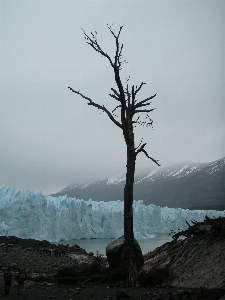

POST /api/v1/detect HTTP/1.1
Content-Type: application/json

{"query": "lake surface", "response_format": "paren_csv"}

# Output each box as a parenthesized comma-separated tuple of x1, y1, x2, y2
(58, 234, 172, 255)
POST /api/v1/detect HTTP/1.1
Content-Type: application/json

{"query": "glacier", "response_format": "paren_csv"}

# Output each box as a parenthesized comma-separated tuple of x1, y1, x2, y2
(0, 185, 224, 242)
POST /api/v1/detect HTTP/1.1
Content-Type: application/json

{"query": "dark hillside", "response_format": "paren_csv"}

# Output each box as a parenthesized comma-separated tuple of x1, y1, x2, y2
(51, 157, 225, 209)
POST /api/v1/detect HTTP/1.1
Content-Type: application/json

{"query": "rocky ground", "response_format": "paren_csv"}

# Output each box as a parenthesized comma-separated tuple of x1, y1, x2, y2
(142, 216, 225, 290)
(0, 216, 225, 299)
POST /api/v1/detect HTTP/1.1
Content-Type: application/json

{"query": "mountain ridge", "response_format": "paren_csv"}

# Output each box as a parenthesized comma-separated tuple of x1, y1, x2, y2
(51, 157, 225, 209)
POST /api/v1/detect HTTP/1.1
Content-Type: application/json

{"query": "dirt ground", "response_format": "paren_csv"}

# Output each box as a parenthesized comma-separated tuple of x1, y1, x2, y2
(1, 281, 225, 300)
(0, 236, 225, 300)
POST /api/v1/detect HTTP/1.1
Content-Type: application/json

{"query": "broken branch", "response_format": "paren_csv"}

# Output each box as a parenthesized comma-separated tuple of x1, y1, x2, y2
(68, 87, 122, 129)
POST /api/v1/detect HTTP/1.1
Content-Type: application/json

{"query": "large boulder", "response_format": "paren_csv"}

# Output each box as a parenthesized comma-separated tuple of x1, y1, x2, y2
(106, 236, 144, 271)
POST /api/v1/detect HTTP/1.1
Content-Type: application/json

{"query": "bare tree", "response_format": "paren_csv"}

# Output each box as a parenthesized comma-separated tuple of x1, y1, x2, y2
(68, 25, 160, 285)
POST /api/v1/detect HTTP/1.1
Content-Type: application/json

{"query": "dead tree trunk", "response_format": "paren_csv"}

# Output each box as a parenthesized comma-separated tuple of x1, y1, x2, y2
(124, 144, 136, 244)
(123, 138, 137, 285)
(68, 24, 160, 286)
(121, 105, 138, 285)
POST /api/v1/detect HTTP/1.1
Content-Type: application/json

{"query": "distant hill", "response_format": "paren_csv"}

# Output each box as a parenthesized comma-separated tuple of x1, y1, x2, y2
(51, 157, 225, 209)
(188, 205, 225, 211)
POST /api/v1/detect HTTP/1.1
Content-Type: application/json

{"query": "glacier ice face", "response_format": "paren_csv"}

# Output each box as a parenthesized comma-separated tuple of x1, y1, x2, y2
(0, 185, 224, 242)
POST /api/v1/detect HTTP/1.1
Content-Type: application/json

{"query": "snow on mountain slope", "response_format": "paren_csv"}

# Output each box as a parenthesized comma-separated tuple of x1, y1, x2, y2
(51, 157, 225, 208)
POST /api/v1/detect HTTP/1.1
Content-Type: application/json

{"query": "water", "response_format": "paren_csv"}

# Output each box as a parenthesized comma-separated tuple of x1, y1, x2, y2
(58, 234, 172, 256)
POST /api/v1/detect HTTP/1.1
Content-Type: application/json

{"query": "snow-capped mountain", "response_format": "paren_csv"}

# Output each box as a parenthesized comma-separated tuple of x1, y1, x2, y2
(51, 157, 225, 209)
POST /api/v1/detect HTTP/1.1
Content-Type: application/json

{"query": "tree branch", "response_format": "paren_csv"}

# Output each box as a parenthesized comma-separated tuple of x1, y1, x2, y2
(112, 104, 122, 114)
(82, 29, 114, 67)
(135, 143, 160, 166)
(108, 24, 126, 70)
(134, 94, 157, 110)
(111, 88, 120, 98)
(68, 87, 122, 129)
(134, 82, 146, 96)
(81, 26, 127, 131)
(109, 88, 120, 101)
(109, 93, 120, 101)
(125, 84, 131, 107)
(131, 85, 135, 108)
(134, 108, 155, 114)
(106, 25, 127, 124)
(135, 138, 144, 151)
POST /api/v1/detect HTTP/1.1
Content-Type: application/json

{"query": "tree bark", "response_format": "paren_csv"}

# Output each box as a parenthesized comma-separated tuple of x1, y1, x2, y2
(123, 119, 138, 286)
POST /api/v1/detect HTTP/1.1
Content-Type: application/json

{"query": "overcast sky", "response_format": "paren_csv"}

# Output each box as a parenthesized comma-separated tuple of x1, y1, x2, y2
(0, 0, 224, 195)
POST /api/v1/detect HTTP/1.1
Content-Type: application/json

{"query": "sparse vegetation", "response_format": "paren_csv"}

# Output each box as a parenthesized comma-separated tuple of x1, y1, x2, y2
(89, 251, 105, 274)
(138, 267, 170, 286)
(57, 251, 107, 284)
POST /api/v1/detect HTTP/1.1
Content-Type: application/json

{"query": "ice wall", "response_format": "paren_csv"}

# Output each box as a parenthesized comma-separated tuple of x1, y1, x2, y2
(0, 185, 224, 242)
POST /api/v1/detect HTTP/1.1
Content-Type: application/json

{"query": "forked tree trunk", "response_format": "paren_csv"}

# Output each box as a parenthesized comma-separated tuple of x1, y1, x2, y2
(123, 126, 138, 286)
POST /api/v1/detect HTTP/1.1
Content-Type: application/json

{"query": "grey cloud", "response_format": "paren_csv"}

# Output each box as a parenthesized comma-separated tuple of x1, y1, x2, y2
(0, 0, 224, 194)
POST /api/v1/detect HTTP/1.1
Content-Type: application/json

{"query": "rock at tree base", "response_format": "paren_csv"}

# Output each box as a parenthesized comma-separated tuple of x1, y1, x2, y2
(106, 236, 144, 271)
